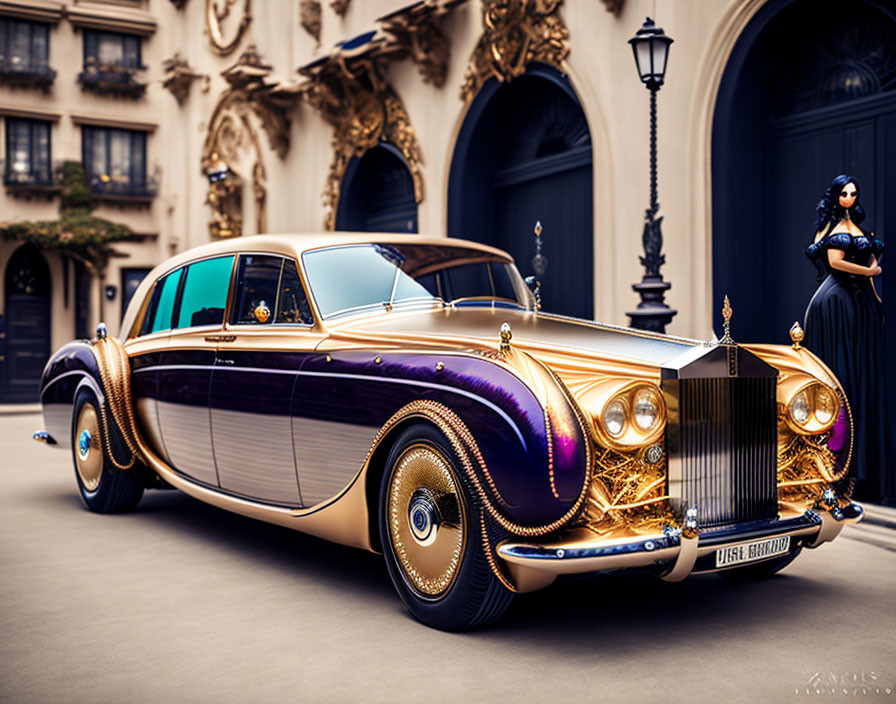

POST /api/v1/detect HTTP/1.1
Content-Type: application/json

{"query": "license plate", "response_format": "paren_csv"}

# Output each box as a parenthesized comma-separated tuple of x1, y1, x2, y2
(715, 536, 791, 568)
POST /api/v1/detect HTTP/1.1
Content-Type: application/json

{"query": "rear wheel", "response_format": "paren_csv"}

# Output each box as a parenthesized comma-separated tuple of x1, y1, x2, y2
(72, 387, 144, 513)
(378, 423, 513, 631)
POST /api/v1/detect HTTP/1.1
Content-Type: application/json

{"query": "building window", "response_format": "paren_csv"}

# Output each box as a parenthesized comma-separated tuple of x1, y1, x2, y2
(0, 19, 55, 88)
(78, 30, 145, 97)
(82, 126, 149, 196)
(3, 118, 51, 185)
(83, 30, 141, 69)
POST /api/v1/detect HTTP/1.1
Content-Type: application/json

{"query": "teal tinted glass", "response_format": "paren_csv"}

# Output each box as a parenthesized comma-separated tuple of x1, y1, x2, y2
(175, 256, 234, 329)
(148, 268, 183, 333)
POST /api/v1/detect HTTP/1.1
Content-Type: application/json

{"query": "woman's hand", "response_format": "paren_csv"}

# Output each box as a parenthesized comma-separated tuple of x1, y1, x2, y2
(828, 249, 882, 277)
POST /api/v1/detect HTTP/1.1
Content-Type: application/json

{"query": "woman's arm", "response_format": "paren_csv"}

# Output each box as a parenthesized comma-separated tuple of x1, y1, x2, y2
(828, 249, 882, 276)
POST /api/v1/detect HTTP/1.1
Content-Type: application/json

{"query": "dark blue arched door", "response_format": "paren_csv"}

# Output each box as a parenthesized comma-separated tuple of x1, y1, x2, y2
(712, 0, 896, 502)
(448, 66, 593, 320)
(335, 144, 418, 233)
(712, 0, 896, 343)
(3, 243, 51, 402)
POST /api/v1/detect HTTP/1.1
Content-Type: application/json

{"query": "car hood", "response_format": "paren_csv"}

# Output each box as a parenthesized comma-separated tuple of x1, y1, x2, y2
(326, 306, 703, 383)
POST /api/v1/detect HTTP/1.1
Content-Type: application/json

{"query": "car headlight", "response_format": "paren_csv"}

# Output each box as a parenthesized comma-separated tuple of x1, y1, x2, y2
(633, 388, 660, 431)
(603, 399, 626, 437)
(790, 391, 810, 425)
(815, 386, 836, 425)
(785, 381, 840, 434)
(594, 383, 665, 448)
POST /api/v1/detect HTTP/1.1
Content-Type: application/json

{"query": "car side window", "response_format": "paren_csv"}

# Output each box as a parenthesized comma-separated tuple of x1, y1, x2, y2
(276, 259, 313, 325)
(174, 256, 234, 329)
(142, 267, 183, 334)
(232, 255, 282, 325)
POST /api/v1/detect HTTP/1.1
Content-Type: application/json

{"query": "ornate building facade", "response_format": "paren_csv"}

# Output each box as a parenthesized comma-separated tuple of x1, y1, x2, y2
(2, 0, 895, 502)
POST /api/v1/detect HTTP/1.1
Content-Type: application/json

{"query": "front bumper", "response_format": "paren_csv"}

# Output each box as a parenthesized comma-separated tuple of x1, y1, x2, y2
(497, 502, 864, 592)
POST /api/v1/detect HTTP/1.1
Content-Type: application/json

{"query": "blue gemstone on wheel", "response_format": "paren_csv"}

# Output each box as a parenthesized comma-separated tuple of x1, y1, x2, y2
(79, 429, 91, 457)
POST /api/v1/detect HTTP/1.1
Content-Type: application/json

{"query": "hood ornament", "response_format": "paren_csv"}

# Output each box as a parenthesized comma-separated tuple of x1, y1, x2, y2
(499, 322, 512, 352)
(789, 321, 804, 350)
(719, 295, 734, 345)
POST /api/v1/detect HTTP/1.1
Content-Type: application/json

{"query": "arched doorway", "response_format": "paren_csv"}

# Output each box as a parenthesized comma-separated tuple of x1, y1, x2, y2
(335, 144, 418, 233)
(448, 65, 593, 320)
(712, 0, 896, 502)
(3, 243, 51, 402)
(712, 0, 896, 342)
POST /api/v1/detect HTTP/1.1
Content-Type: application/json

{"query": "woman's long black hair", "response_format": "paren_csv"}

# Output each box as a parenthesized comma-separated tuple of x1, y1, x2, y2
(807, 174, 867, 280)
(815, 174, 866, 234)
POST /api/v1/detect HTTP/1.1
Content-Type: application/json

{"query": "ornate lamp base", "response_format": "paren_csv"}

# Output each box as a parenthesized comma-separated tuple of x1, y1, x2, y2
(627, 277, 677, 333)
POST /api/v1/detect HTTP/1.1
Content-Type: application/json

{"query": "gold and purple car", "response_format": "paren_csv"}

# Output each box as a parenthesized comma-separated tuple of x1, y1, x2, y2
(34, 233, 862, 630)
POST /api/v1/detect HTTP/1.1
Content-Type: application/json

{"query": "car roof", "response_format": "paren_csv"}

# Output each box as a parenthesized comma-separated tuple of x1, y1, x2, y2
(120, 233, 514, 338)
(155, 233, 513, 273)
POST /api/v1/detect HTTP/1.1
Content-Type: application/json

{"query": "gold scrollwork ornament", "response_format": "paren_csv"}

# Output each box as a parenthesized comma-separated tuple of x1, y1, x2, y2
(206, 0, 252, 56)
(461, 0, 570, 102)
(301, 58, 423, 230)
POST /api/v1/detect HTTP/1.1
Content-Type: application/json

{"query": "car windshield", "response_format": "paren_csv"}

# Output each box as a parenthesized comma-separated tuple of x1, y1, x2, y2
(303, 243, 533, 319)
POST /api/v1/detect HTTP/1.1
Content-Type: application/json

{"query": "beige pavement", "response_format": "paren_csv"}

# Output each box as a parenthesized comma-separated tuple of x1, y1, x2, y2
(1, 412, 894, 703)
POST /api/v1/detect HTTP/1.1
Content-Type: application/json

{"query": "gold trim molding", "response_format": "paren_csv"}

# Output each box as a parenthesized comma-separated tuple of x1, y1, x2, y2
(206, 0, 252, 56)
(460, 0, 570, 102)
(300, 55, 424, 231)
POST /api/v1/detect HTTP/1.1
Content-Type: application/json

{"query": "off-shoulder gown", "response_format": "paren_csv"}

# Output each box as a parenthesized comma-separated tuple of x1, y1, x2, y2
(805, 232, 893, 499)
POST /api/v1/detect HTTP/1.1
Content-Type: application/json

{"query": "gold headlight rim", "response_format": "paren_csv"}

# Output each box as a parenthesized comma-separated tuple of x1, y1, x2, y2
(784, 380, 840, 435)
(593, 381, 666, 450)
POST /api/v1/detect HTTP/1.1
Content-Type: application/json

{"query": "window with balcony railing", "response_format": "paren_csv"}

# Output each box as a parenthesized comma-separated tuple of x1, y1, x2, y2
(78, 30, 146, 97)
(3, 118, 52, 186)
(82, 126, 154, 199)
(0, 19, 56, 89)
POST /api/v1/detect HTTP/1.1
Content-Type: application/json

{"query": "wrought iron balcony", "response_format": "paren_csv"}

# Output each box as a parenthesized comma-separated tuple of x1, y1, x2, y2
(77, 61, 147, 98)
(2, 160, 62, 198)
(0, 58, 56, 90)
(88, 173, 158, 205)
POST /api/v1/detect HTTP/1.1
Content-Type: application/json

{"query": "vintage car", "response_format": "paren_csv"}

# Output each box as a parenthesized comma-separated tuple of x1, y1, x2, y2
(34, 233, 862, 630)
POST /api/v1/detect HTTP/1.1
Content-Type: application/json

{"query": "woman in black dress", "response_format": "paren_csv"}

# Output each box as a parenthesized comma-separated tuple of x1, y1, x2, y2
(804, 174, 892, 499)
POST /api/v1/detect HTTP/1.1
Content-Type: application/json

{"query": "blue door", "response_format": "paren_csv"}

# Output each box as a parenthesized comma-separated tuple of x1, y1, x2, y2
(449, 66, 593, 320)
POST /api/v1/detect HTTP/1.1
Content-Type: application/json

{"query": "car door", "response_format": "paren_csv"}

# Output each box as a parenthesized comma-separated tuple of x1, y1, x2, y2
(209, 254, 320, 505)
(155, 255, 235, 487)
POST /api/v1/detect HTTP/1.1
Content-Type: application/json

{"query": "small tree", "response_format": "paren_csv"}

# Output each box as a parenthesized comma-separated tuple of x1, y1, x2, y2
(1, 161, 136, 277)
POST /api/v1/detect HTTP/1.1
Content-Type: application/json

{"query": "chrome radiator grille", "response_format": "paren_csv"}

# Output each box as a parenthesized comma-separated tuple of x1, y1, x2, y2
(675, 377, 778, 527)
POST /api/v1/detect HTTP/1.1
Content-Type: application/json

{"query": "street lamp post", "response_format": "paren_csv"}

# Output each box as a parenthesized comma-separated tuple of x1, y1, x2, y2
(626, 17, 677, 334)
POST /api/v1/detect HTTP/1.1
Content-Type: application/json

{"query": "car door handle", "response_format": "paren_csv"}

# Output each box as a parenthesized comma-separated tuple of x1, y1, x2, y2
(216, 358, 235, 365)
(205, 334, 236, 342)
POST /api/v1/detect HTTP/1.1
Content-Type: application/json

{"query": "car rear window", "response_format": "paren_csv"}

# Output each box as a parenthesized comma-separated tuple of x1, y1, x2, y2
(143, 267, 183, 334)
(175, 256, 234, 329)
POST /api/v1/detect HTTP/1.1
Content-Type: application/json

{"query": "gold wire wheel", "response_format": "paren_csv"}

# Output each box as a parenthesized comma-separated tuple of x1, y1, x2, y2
(387, 444, 466, 599)
(75, 403, 103, 492)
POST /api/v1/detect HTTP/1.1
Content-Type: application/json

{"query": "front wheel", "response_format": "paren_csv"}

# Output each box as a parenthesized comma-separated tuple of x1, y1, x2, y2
(72, 387, 144, 513)
(378, 423, 513, 631)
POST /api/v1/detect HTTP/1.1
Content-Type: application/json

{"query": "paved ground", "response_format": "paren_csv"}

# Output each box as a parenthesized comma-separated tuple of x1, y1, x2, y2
(1, 411, 894, 703)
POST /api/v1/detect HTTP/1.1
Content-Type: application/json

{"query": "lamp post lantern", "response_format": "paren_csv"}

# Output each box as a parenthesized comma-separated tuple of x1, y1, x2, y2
(626, 17, 677, 333)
